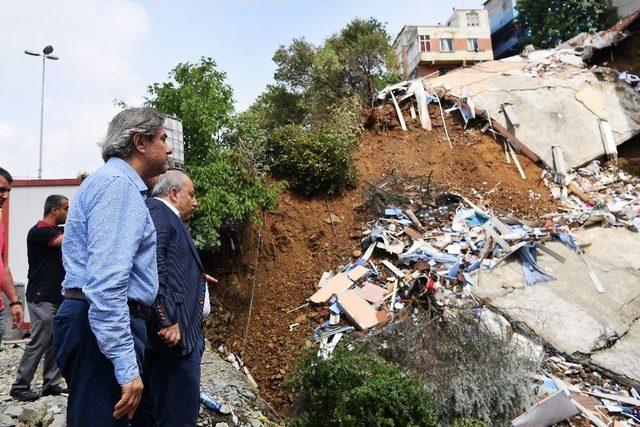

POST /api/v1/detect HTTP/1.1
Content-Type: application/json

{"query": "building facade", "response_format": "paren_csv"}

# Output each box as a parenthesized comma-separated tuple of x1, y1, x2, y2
(164, 115, 185, 169)
(394, 9, 494, 79)
(484, 0, 522, 59)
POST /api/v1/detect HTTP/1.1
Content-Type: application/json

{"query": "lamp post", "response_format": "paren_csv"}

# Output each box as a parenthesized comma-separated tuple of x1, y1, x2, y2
(24, 45, 59, 179)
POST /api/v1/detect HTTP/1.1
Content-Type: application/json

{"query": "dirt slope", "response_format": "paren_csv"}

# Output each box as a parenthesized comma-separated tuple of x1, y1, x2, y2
(209, 111, 557, 411)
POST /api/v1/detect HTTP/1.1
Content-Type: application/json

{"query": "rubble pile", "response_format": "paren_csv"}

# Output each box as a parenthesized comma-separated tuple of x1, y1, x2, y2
(0, 341, 272, 427)
(306, 172, 585, 347)
(544, 160, 640, 231)
(515, 356, 640, 425)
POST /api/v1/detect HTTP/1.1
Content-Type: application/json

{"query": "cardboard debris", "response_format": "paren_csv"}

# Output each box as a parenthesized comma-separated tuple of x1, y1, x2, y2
(360, 283, 388, 303)
(347, 265, 370, 281)
(337, 290, 378, 330)
(309, 274, 352, 304)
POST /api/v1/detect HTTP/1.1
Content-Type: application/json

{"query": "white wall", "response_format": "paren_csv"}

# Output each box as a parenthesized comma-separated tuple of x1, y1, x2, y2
(8, 184, 79, 286)
(485, 0, 516, 33)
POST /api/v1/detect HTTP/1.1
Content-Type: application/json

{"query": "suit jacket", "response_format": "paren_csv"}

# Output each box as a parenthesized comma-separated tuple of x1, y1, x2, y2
(145, 197, 206, 355)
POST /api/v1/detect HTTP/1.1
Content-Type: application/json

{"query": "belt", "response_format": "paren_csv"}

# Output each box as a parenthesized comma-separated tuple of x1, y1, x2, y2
(64, 288, 151, 321)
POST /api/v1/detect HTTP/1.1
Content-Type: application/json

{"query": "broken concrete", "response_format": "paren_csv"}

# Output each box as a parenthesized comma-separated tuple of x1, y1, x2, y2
(474, 227, 640, 383)
(428, 64, 640, 169)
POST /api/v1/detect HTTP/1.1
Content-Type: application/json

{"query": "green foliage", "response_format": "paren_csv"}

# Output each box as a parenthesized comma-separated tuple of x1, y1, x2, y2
(516, 0, 616, 48)
(373, 72, 404, 91)
(186, 152, 279, 249)
(146, 57, 279, 250)
(247, 18, 395, 197)
(146, 57, 234, 166)
(452, 418, 488, 427)
(269, 100, 362, 195)
(288, 343, 438, 427)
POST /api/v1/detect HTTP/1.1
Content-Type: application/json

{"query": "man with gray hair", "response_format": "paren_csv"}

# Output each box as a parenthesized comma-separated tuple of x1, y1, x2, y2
(132, 169, 216, 426)
(52, 107, 172, 426)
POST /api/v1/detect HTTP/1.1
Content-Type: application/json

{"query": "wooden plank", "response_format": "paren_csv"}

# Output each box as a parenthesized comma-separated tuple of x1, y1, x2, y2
(337, 290, 379, 330)
(507, 142, 527, 180)
(579, 254, 605, 293)
(403, 226, 424, 240)
(348, 265, 370, 281)
(492, 120, 540, 164)
(404, 209, 423, 228)
(390, 91, 407, 131)
(381, 260, 405, 277)
(309, 274, 353, 304)
(538, 244, 567, 263)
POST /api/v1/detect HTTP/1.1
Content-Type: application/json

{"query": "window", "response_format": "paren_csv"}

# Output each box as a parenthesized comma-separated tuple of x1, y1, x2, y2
(440, 38, 454, 52)
(466, 12, 480, 27)
(419, 35, 431, 52)
(467, 38, 479, 51)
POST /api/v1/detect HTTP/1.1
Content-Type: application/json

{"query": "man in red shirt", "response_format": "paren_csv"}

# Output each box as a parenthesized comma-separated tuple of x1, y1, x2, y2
(0, 167, 25, 345)
(11, 194, 69, 401)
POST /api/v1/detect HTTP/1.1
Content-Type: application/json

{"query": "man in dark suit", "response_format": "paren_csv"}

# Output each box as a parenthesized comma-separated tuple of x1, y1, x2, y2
(133, 169, 216, 426)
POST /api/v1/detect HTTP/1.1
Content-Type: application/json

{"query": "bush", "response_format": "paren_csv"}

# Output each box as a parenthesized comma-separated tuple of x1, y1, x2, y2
(365, 311, 535, 425)
(187, 149, 280, 250)
(269, 100, 362, 195)
(287, 343, 438, 427)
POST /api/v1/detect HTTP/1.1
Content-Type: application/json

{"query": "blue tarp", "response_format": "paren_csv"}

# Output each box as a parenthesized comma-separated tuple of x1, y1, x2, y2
(552, 231, 580, 253)
(518, 242, 555, 286)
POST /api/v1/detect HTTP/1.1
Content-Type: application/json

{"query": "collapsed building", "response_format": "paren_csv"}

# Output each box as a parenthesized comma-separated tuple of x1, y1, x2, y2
(306, 11, 640, 426)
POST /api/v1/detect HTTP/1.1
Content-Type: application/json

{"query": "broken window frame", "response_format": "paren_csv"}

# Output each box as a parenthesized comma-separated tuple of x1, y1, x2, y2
(466, 12, 480, 27)
(419, 35, 431, 52)
(467, 37, 479, 51)
(440, 38, 454, 52)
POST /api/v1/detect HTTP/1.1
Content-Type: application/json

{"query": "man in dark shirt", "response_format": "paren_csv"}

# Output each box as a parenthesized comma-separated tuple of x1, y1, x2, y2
(10, 195, 69, 401)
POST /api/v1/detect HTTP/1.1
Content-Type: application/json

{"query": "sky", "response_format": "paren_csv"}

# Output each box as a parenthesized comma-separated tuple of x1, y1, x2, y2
(0, 0, 484, 179)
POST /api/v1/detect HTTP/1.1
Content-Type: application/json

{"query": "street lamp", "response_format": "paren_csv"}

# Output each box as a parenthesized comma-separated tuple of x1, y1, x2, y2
(24, 45, 59, 179)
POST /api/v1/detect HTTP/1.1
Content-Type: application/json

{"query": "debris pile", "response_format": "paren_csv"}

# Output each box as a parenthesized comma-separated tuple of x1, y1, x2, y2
(306, 172, 589, 350)
(515, 356, 640, 425)
(544, 160, 640, 231)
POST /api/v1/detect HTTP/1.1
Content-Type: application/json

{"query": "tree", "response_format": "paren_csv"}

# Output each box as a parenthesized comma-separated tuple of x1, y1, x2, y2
(516, 0, 616, 49)
(268, 17, 396, 116)
(147, 57, 234, 166)
(247, 18, 396, 196)
(146, 57, 278, 250)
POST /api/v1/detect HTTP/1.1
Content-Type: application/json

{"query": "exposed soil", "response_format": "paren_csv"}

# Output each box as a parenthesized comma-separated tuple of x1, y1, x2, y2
(207, 108, 558, 412)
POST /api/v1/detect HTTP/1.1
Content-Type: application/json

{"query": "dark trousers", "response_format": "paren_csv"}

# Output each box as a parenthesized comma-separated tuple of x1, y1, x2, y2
(132, 343, 203, 427)
(52, 299, 146, 427)
(12, 301, 62, 392)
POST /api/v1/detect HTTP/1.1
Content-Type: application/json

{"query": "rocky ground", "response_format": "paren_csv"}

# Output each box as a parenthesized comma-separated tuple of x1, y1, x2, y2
(0, 340, 274, 427)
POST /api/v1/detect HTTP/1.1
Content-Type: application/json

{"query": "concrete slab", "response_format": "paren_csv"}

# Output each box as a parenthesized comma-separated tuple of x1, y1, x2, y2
(591, 319, 640, 382)
(473, 227, 640, 383)
(429, 61, 640, 169)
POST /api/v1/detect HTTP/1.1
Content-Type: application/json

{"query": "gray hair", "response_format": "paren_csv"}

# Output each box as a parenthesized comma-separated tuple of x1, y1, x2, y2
(100, 107, 165, 162)
(151, 169, 188, 198)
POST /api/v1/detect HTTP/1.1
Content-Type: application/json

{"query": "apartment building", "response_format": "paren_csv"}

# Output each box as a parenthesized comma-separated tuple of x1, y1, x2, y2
(393, 9, 494, 79)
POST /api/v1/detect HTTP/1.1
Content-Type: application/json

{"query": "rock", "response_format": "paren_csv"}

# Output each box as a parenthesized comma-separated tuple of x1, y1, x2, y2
(49, 414, 65, 427)
(19, 401, 43, 425)
(0, 413, 16, 427)
(41, 411, 55, 427)
(214, 423, 229, 427)
(2, 406, 21, 419)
